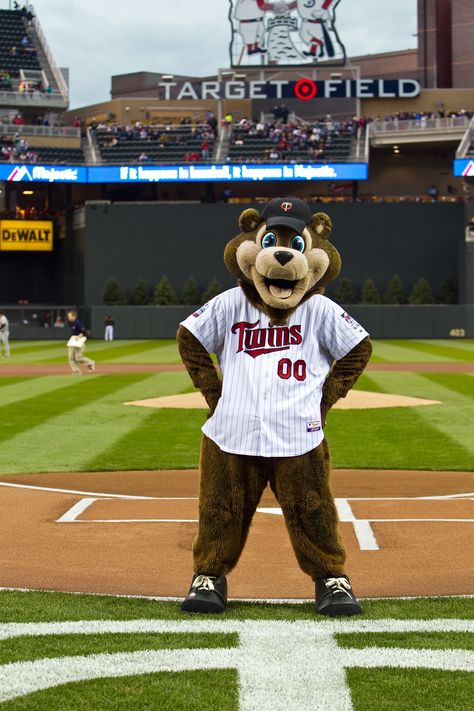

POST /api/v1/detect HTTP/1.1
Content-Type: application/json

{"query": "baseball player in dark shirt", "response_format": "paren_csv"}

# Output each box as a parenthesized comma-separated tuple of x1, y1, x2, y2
(66, 309, 95, 374)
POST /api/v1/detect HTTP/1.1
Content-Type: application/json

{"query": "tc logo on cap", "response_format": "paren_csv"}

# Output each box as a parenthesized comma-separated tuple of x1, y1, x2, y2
(281, 202, 293, 212)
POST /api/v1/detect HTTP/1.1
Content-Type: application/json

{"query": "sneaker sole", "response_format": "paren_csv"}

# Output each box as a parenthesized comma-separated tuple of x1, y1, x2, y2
(317, 602, 362, 616)
(181, 598, 226, 614)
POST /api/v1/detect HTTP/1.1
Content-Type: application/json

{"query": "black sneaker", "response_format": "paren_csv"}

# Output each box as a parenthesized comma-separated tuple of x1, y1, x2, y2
(181, 574, 227, 614)
(315, 575, 362, 616)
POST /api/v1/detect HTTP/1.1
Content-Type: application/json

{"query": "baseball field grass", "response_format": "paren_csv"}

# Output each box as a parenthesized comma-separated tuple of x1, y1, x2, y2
(0, 338, 473, 709)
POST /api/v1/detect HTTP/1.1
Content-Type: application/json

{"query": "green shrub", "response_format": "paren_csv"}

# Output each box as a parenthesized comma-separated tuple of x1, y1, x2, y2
(181, 275, 200, 305)
(131, 278, 151, 305)
(201, 279, 222, 302)
(436, 274, 458, 304)
(153, 276, 177, 305)
(361, 278, 381, 304)
(102, 277, 126, 305)
(384, 274, 407, 304)
(334, 277, 358, 305)
(408, 277, 434, 304)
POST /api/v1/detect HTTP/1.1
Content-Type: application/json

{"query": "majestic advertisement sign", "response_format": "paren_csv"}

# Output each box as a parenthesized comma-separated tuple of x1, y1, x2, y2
(0, 220, 53, 251)
(0, 164, 87, 183)
(453, 159, 474, 177)
(157, 78, 421, 101)
(229, 0, 346, 66)
(88, 162, 368, 183)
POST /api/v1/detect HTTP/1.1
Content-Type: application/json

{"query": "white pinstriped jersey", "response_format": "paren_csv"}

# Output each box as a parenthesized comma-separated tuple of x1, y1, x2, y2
(180, 287, 368, 457)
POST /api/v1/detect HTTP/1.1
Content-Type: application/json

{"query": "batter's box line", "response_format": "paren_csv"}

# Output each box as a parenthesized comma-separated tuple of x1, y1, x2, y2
(56, 497, 199, 524)
(334, 497, 474, 552)
(56, 497, 474, 554)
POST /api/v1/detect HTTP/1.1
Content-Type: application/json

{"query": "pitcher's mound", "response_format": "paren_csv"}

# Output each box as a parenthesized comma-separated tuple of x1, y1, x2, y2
(124, 391, 441, 410)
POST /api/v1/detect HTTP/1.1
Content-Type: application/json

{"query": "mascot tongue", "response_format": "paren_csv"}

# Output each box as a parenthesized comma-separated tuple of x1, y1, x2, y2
(269, 283, 293, 299)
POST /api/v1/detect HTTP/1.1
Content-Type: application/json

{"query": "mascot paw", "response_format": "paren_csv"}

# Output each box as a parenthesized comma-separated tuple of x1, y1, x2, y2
(181, 574, 228, 614)
(315, 575, 362, 616)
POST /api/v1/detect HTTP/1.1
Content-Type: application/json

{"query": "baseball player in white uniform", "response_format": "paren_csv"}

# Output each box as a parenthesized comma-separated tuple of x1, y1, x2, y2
(234, 0, 289, 55)
(0, 311, 10, 357)
(178, 196, 372, 616)
(295, 0, 338, 58)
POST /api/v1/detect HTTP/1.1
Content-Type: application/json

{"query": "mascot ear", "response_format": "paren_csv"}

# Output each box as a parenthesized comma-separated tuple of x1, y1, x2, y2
(309, 212, 332, 240)
(239, 208, 261, 233)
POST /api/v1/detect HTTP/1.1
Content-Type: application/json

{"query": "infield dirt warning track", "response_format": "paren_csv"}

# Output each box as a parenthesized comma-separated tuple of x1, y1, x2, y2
(1, 468, 473, 600)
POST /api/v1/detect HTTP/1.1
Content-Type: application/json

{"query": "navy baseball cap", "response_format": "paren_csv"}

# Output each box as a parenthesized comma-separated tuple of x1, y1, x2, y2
(261, 196, 312, 233)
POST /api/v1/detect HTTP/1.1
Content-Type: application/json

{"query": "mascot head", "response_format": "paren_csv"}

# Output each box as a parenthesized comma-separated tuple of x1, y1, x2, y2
(224, 196, 341, 325)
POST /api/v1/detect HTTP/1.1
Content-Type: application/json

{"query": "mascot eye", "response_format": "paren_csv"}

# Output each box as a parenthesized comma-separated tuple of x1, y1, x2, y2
(261, 232, 277, 249)
(291, 235, 305, 253)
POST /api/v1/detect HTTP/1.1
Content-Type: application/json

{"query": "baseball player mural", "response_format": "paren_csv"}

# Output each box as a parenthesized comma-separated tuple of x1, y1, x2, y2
(229, 0, 346, 65)
(232, 0, 289, 57)
(178, 197, 372, 615)
(295, 0, 345, 60)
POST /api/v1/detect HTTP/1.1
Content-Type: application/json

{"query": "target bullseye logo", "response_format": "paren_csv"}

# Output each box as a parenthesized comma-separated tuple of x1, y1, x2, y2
(294, 79, 317, 101)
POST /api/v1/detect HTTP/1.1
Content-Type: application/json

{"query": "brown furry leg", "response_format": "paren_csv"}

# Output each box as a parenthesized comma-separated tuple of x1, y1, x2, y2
(271, 440, 346, 579)
(192, 435, 268, 576)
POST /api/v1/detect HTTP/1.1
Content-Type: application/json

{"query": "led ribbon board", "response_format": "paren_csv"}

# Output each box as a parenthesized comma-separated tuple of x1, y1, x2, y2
(0, 164, 87, 183)
(453, 159, 474, 177)
(87, 162, 368, 183)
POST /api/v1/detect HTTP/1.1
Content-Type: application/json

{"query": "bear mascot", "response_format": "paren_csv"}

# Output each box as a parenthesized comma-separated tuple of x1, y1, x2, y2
(177, 196, 372, 615)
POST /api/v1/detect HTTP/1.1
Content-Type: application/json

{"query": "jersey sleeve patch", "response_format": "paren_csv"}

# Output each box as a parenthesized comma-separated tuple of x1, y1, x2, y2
(192, 302, 210, 317)
(340, 311, 364, 333)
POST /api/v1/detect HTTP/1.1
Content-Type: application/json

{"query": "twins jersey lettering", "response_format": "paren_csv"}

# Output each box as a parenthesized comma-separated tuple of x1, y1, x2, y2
(180, 287, 368, 457)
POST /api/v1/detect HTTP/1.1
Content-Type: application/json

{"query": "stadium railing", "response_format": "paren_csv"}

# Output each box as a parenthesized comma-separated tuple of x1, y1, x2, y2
(456, 115, 474, 158)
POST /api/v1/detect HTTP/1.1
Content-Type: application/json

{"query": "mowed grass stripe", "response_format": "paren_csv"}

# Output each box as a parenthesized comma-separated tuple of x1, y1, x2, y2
(0, 377, 102, 442)
(0, 670, 239, 711)
(0, 376, 86, 408)
(1, 590, 473, 622)
(356, 371, 474, 462)
(6, 340, 179, 365)
(86, 407, 205, 471)
(327, 408, 474, 470)
(0, 372, 195, 474)
(370, 340, 456, 363)
(2, 344, 68, 364)
(109, 342, 181, 364)
(87, 339, 180, 364)
(347, 668, 472, 711)
(46, 340, 167, 364)
(0, 632, 238, 665)
(0, 376, 31, 390)
(371, 339, 474, 363)
(414, 338, 474, 353)
(382, 339, 474, 363)
(336, 632, 474, 651)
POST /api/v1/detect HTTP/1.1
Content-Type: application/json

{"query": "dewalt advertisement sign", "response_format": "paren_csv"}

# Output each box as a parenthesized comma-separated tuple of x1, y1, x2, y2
(0, 220, 53, 251)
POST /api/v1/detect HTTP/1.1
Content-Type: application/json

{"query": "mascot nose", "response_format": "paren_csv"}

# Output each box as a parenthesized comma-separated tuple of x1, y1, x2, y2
(274, 251, 294, 266)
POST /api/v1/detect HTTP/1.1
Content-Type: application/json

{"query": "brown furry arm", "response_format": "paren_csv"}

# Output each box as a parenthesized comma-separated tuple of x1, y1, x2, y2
(321, 336, 372, 425)
(177, 325, 222, 414)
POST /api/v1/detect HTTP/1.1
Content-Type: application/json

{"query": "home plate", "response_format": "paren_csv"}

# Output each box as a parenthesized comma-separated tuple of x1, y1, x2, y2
(124, 391, 441, 410)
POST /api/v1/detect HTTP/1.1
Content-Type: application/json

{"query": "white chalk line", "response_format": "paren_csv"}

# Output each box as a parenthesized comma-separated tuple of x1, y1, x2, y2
(0, 619, 473, 707)
(2, 480, 472, 554)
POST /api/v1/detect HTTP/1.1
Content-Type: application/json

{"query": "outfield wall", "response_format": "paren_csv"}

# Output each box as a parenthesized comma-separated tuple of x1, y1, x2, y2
(4, 304, 473, 339)
(89, 304, 474, 340)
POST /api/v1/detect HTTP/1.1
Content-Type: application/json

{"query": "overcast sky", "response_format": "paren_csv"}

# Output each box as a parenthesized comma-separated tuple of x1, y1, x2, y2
(26, 0, 418, 109)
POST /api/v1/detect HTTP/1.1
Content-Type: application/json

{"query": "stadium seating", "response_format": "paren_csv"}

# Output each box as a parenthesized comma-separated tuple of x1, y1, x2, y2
(94, 124, 216, 164)
(0, 9, 41, 78)
(227, 120, 355, 163)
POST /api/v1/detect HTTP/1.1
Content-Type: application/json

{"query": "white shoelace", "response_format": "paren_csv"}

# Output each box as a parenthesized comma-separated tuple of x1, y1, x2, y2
(325, 577, 352, 597)
(192, 575, 215, 592)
